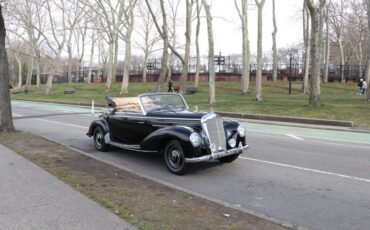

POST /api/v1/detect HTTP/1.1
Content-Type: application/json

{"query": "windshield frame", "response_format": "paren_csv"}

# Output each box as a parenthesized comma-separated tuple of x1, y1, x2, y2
(138, 93, 190, 115)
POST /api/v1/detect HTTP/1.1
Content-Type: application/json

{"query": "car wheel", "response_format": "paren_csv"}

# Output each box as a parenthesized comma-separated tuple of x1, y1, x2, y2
(219, 154, 239, 163)
(164, 140, 187, 175)
(93, 126, 109, 152)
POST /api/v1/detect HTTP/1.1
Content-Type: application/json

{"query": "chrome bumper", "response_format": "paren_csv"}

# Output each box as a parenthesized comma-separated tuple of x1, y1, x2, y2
(185, 144, 249, 163)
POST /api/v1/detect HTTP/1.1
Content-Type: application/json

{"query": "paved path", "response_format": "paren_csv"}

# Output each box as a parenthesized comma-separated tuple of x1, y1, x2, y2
(0, 144, 135, 230)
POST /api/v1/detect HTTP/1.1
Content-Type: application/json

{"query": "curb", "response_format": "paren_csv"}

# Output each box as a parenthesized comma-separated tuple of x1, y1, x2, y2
(217, 111, 354, 127)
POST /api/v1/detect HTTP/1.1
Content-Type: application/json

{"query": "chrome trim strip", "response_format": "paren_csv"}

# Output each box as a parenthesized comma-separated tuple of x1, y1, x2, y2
(110, 141, 157, 153)
(104, 133, 157, 153)
(185, 145, 249, 163)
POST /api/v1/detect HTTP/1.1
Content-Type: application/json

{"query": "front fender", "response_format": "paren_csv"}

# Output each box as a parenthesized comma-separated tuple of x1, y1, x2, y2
(140, 126, 199, 155)
(87, 116, 109, 137)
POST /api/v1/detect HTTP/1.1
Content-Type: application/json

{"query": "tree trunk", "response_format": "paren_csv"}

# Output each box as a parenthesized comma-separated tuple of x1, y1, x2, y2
(0, 5, 15, 132)
(67, 44, 73, 84)
(179, 0, 192, 94)
(302, 3, 310, 94)
(15, 54, 22, 88)
(36, 50, 40, 91)
(366, 0, 370, 101)
(255, 0, 266, 101)
(142, 49, 148, 83)
(306, 0, 326, 107)
(323, 5, 329, 83)
(121, 33, 133, 94)
(156, 0, 169, 92)
(272, 0, 278, 82)
(87, 33, 95, 84)
(105, 40, 114, 92)
(24, 45, 34, 91)
(203, 0, 215, 105)
(339, 39, 345, 82)
(194, 0, 201, 88)
(236, 0, 250, 94)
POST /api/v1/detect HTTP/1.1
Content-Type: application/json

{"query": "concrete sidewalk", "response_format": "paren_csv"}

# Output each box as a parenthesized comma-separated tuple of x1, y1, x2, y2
(0, 144, 136, 230)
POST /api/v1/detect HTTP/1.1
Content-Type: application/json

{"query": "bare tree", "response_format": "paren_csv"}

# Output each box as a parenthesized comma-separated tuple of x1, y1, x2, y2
(306, 0, 326, 107)
(254, 0, 266, 101)
(345, 0, 366, 81)
(120, 0, 137, 94)
(0, 4, 15, 132)
(43, 0, 69, 95)
(234, 0, 250, 94)
(193, 0, 202, 88)
(272, 0, 278, 82)
(302, 2, 310, 93)
(323, 2, 330, 82)
(136, 0, 160, 83)
(328, 0, 345, 82)
(145, 0, 169, 92)
(87, 29, 96, 84)
(6, 0, 45, 92)
(202, 0, 215, 105)
(365, 0, 370, 101)
(84, 0, 125, 92)
(179, 0, 194, 93)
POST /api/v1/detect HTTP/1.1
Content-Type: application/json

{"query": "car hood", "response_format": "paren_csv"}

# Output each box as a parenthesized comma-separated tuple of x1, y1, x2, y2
(146, 110, 206, 120)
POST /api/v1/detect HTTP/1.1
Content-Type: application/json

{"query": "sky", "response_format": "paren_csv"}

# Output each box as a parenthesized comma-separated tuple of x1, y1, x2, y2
(130, 0, 305, 59)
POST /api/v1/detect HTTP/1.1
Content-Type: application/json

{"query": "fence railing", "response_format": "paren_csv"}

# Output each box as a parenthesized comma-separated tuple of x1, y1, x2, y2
(38, 64, 367, 84)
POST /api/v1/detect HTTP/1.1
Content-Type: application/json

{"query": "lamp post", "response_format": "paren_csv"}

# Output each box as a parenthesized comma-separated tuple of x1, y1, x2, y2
(289, 53, 293, 95)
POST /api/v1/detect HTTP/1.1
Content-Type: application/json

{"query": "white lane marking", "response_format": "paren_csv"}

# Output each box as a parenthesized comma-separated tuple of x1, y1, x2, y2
(240, 157, 370, 183)
(285, 134, 304, 141)
(306, 140, 370, 150)
(12, 113, 24, 117)
(249, 132, 370, 149)
(34, 118, 89, 129)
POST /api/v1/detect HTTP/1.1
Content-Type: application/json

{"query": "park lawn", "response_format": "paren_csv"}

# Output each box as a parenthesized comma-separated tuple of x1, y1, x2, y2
(11, 81, 370, 127)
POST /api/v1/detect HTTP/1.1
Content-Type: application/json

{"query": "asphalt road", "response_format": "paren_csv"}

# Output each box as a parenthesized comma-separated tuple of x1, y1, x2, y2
(10, 100, 370, 230)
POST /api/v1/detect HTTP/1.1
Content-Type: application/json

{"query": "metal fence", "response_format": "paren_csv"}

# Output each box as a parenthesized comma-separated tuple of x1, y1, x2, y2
(38, 63, 367, 84)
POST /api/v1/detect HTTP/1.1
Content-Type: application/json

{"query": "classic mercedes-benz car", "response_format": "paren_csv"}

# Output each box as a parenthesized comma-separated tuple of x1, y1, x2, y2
(87, 93, 249, 175)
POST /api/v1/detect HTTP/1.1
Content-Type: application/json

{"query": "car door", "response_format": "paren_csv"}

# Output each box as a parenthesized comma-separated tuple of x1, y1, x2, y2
(108, 112, 154, 145)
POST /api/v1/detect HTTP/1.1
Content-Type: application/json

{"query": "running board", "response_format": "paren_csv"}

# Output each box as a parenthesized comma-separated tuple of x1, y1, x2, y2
(104, 133, 157, 153)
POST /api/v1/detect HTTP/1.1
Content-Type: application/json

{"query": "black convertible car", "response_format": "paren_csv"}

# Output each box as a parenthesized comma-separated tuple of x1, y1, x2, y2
(87, 93, 249, 175)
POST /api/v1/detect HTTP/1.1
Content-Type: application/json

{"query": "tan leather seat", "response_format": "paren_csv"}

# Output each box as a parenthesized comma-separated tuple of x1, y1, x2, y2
(112, 97, 142, 113)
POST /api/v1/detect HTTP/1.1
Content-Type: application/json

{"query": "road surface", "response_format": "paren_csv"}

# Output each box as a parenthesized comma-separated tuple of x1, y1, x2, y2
(10, 100, 370, 230)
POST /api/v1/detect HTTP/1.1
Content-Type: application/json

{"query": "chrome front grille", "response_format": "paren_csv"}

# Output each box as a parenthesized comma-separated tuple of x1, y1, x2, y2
(202, 113, 226, 151)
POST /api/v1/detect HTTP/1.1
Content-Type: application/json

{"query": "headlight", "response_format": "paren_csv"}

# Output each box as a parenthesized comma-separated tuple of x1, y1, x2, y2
(210, 143, 217, 153)
(228, 138, 236, 148)
(237, 125, 246, 137)
(189, 132, 202, 147)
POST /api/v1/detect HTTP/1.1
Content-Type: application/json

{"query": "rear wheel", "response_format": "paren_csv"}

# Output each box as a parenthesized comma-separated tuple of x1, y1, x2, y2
(93, 126, 109, 151)
(219, 154, 239, 163)
(164, 140, 187, 175)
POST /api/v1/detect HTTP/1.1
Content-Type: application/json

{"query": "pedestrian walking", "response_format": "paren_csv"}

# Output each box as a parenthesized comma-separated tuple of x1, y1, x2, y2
(168, 79, 173, 93)
(362, 80, 367, 96)
(358, 79, 364, 95)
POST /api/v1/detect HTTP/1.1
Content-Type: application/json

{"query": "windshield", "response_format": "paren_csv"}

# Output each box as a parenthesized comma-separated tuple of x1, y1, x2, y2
(139, 94, 188, 114)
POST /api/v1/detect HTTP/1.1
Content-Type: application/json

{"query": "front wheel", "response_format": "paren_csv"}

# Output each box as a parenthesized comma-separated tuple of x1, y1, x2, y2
(93, 126, 109, 152)
(219, 153, 239, 163)
(164, 140, 187, 175)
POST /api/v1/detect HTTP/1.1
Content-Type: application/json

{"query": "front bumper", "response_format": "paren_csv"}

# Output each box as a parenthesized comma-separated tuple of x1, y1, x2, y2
(185, 144, 249, 163)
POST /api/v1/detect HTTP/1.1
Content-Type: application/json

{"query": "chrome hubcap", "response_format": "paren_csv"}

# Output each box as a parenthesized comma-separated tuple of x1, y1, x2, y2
(167, 148, 183, 169)
(95, 132, 103, 148)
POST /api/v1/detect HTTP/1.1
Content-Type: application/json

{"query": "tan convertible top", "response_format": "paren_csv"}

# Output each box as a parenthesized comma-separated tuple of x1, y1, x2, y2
(112, 97, 142, 113)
